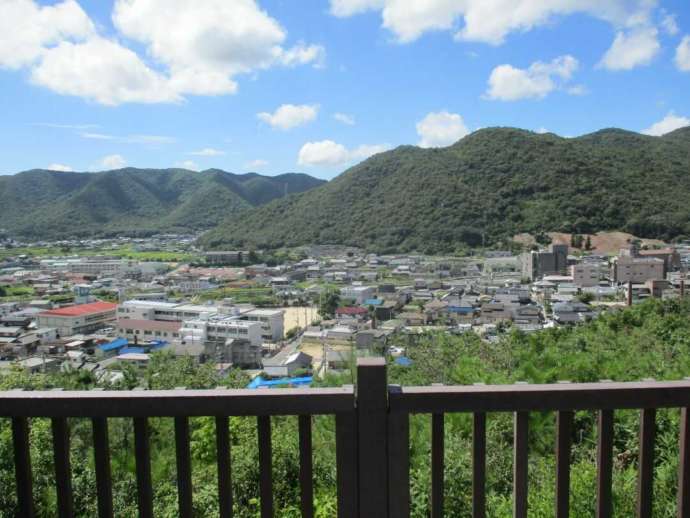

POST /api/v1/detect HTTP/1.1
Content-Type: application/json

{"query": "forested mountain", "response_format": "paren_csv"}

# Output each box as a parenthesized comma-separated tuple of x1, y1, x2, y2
(0, 168, 324, 239)
(200, 127, 690, 253)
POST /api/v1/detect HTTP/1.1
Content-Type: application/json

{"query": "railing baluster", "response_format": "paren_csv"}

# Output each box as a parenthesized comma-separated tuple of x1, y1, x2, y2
(473, 412, 486, 518)
(335, 411, 358, 518)
(637, 408, 656, 518)
(175, 416, 193, 517)
(388, 405, 410, 518)
(257, 416, 273, 518)
(556, 411, 573, 518)
(298, 415, 314, 518)
(215, 416, 233, 518)
(514, 411, 529, 518)
(679, 408, 690, 518)
(92, 417, 113, 518)
(596, 409, 614, 518)
(12, 416, 34, 518)
(431, 413, 445, 518)
(133, 417, 154, 518)
(51, 417, 74, 518)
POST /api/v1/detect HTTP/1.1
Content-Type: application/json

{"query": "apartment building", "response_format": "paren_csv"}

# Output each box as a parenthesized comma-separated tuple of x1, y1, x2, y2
(611, 256, 665, 284)
(520, 244, 569, 281)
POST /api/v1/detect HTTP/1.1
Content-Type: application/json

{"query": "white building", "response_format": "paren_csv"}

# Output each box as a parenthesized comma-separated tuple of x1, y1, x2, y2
(179, 317, 262, 348)
(241, 308, 285, 342)
(118, 300, 219, 322)
(340, 285, 375, 304)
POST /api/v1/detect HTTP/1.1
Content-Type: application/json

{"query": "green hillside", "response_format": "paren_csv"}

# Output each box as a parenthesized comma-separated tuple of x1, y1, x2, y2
(0, 168, 324, 239)
(200, 126, 690, 253)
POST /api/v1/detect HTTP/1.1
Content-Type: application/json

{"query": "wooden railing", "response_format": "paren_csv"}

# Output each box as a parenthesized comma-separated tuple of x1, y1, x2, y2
(1, 358, 690, 517)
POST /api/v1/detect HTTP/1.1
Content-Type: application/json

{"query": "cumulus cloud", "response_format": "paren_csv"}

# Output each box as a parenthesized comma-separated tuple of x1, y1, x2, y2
(100, 154, 127, 169)
(485, 55, 579, 101)
(0, 0, 94, 69)
(189, 148, 225, 156)
(246, 159, 269, 169)
(641, 112, 690, 136)
(3, 0, 324, 105)
(676, 36, 690, 72)
(329, 0, 657, 46)
(258, 104, 319, 130)
(416, 111, 470, 148)
(298, 140, 389, 167)
(334, 113, 356, 125)
(47, 163, 73, 172)
(599, 27, 660, 70)
(80, 132, 176, 145)
(660, 10, 679, 36)
(177, 160, 200, 171)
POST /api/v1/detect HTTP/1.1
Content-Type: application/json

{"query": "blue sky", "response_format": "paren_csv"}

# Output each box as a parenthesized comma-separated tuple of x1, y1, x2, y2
(1, 0, 690, 178)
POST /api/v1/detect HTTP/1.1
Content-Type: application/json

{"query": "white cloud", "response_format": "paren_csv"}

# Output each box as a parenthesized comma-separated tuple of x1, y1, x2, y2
(535, 127, 549, 134)
(31, 37, 179, 105)
(177, 160, 200, 171)
(258, 104, 319, 130)
(641, 112, 690, 136)
(334, 113, 356, 125)
(47, 163, 73, 172)
(246, 159, 269, 169)
(100, 154, 127, 169)
(416, 111, 469, 148)
(189, 148, 225, 157)
(34, 122, 98, 130)
(676, 36, 690, 72)
(566, 84, 589, 96)
(80, 132, 176, 145)
(0, 0, 94, 69)
(599, 27, 660, 70)
(660, 10, 679, 36)
(3, 0, 324, 105)
(298, 140, 389, 167)
(329, 0, 656, 45)
(485, 55, 579, 101)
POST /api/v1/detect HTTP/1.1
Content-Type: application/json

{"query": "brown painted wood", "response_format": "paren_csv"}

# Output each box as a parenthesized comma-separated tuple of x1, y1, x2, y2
(51, 418, 74, 518)
(335, 412, 357, 518)
(356, 358, 388, 517)
(556, 411, 573, 518)
(91, 417, 113, 518)
(596, 410, 614, 518)
(215, 416, 233, 518)
(679, 408, 690, 518)
(637, 409, 656, 518)
(389, 381, 690, 413)
(0, 387, 354, 417)
(133, 417, 153, 518)
(514, 412, 529, 518)
(174, 416, 193, 517)
(473, 412, 486, 518)
(257, 416, 273, 518)
(12, 417, 34, 518)
(388, 406, 410, 518)
(431, 413, 445, 518)
(298, 415, 314, 518)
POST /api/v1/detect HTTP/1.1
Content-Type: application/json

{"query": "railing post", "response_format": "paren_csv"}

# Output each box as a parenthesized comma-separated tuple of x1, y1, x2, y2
(357, 357, 388, 517)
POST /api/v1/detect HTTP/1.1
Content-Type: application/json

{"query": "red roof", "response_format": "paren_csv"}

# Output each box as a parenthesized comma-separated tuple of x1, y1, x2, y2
(336, 306, 369, 315)
(40, 301, 117, 317)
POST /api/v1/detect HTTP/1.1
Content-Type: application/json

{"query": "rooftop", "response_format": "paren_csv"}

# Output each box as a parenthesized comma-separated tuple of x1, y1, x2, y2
(40, 301, 117, 318)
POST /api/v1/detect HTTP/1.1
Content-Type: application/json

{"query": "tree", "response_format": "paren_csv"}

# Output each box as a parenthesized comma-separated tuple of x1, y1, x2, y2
(0, 285, 6, 297)
(318, 287, 340, 319)
(585, 235, 593, 251)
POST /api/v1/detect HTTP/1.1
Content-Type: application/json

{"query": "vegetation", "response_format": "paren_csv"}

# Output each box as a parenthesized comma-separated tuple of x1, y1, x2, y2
(1, 299, 690, 515)
(200, 126, 690, 253)
(0, 168, 324, 239)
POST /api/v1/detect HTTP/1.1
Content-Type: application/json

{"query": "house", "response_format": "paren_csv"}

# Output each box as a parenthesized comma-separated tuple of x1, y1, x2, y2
(335, 306, 369, 321)
(399, 312, 425, 326)
(356, 329, 389, 350)
(424, 299, 448, 323)
(340, 286, 375, 304)
(327, 350, 352, 370)
(263, 351, 312, 378)
(552, 302, 595, 324)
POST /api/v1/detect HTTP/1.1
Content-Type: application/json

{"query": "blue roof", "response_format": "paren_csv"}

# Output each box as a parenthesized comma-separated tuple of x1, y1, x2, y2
(99, 337, 128, 352)
(448, 306, 474, 314)
(247, 376, 313, 389)
(149, 340, 169, 350)
(363, 298, 383, 306)
(119, 347, 146, 355)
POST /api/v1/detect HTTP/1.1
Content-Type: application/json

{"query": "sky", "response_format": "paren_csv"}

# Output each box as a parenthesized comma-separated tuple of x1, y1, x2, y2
(1, 0, 690, 179)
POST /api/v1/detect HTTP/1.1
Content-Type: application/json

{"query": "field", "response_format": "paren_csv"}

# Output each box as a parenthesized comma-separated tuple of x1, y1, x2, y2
(0, 246, 201, 263)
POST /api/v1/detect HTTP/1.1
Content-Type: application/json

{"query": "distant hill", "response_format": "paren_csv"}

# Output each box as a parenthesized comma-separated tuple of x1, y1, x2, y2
(199, 126, 690, 253)
(0, 168, 325, 239)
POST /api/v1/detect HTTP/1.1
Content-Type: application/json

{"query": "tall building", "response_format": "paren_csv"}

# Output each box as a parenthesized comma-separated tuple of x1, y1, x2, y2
(520, 244, 569, 281)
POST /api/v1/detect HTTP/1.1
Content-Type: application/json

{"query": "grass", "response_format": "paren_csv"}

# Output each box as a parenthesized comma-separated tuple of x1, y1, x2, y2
(0, 246, 201, 263)
(195, 286, 276, 305)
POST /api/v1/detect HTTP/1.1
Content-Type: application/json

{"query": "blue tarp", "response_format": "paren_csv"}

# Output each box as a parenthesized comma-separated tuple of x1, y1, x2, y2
(119, 347, 146, 355)
(448, 306, 474, 314)
(394, 356, 413, 367)
(247, 376, 313, 389)
(99, 337, 128, 352)
(149, 340, 168, 350)
(363, 298, 383, 306)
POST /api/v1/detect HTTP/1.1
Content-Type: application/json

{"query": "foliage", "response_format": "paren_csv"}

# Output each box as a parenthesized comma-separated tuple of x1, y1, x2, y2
(0, 169, 324, 239)
(318, 287, 340, 319)
(200, 127, 690, 253)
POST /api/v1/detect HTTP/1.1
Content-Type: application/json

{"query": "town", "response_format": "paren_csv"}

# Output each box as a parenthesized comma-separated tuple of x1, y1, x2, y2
(1, 233, 688, 387)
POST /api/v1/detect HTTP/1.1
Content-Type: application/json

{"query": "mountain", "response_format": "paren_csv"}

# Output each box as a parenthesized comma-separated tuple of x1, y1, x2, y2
(0, 168, 325, 239)
(199, 126, 690, 253)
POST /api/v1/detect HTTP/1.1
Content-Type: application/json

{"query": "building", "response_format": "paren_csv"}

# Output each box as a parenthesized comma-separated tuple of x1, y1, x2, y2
(520, 244, 569, 281)
(118, 300, 218, 322)
(67, 258, 137, 276)
(240, 308, 285, 342)
(638, 248, 681, 275)
(611, 256, 664, 284)
(204, 251, 248, 265)
(117, 319, 182, 342)
(37, 301, 117, 337)
(570, 263, 603, 287)
(263, 351, 313, 378)
(179, 317, 263, 348)
(206, 338, 261, 368)
(340, 285, 376, 304)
